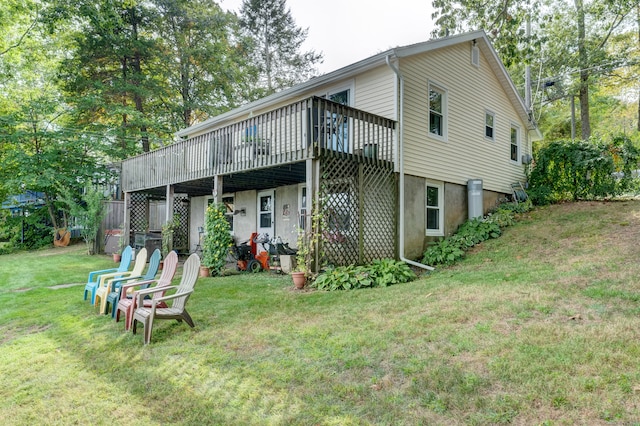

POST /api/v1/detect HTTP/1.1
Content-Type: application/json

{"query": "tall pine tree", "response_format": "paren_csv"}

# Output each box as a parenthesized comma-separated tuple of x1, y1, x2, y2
(239, 0, 323, 97)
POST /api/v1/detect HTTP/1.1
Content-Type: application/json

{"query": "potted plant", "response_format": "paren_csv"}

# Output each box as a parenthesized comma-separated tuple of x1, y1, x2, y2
(291, 204, 321, 289)
(201, 203, 233, 277)
(291, 229, 309, 289)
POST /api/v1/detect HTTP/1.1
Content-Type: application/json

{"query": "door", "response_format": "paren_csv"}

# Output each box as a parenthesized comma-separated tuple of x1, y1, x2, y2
(256, 190, 274, 254)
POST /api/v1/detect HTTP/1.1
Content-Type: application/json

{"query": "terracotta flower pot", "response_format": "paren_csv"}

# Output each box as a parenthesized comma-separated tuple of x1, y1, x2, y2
(199, 266, 211, 277)
(113, 253, 121, 263)
(291, 271, 306, 289)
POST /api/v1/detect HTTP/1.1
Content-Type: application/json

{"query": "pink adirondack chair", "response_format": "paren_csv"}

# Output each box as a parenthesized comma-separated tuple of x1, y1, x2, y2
(116, 251, 179, 331)
(132, 253, 200, 344)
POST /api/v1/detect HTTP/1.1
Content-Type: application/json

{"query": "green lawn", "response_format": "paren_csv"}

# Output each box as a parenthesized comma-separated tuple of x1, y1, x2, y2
(1, 201, 640, 425)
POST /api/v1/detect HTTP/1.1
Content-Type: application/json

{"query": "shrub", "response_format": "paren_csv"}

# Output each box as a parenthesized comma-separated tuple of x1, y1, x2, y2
(528, 136, 640, 204)
(314, 259, 417, 291)
(314, 265, 370, 291)
(368, 258, 417, 287)
(202, 203, 233, 276)
(422, 237, 466, 266)
(422, 201, 527, 267)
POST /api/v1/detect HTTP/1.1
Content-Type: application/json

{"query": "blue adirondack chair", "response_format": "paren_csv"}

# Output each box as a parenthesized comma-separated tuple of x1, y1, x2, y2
(104, 249, 162, 317)
(84, 246, 133, 304)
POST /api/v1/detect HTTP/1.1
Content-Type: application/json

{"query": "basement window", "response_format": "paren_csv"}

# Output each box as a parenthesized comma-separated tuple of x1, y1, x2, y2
(426, 181, 444, 236)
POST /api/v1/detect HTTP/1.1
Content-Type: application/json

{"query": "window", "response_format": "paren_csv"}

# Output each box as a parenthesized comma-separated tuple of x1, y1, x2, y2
(426, 182, 444, 236)
(428, 82, 447, 140)
(327, 88, 350, 153)
(510, 125, 520, 162)
(485, 111, 495, 140)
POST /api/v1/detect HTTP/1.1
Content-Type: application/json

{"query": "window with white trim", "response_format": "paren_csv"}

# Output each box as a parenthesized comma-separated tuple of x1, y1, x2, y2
(426, 182, 444, 236)
(510, 125, 520, 162)
(428, 82, 447, 140)
(485, 111, 495, 140)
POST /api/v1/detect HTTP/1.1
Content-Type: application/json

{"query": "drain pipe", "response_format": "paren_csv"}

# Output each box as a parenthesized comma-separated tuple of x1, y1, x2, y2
(386, 54, 435, 271)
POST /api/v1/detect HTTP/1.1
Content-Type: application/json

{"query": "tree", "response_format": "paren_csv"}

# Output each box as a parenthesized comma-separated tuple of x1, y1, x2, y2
(430, 0, 543, 70)
(152, 0, 250, 128)
(59, 186, 107, 254)
(431, 0, 640, 141)
(56, 0, 161, 155)
(238, 0, 323, 97)
(0, 5, 109, 244)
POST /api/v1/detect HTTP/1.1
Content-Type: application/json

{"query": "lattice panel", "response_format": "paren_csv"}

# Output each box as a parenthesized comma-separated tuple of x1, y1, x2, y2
(129, 193, 150, 245)
(173, 196, 190, 252)
(319, 157, 397, 266)
(361, 164, 396, 262)
(320, 158, 359, 266)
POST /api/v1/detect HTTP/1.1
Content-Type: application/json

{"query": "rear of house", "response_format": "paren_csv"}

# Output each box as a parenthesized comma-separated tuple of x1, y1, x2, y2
(119, 30, 539, 266)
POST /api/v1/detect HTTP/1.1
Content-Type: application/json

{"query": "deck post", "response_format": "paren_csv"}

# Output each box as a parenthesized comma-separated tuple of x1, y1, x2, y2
(123, 191, 131, 247)
(165, 184, 174, 224)
(212, 175, 223, 203)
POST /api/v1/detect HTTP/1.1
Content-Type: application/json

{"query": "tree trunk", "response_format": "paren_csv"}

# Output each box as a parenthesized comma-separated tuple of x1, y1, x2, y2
(637, 6, 640, 132)
(129, 8, 149, 152)
(575, 0, 591, 140)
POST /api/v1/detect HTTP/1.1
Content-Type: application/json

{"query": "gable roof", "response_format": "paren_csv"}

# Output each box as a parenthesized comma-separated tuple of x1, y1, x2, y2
(176, 30, 540, 139)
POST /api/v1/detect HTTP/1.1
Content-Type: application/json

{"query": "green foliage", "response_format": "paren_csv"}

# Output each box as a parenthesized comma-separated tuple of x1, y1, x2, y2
(59, 186, 107, 255)
(314, 259, 416, 291)
(4, 206, 52, 252)
(368, 258, 417, 287)
(202, 203, 233, 276)
(161, 214, 180, 257)
(422, 237, 467, 266)
(422, 202, 528, 267)
(239, 0, 323, 96)
(528, 137, 640, 205)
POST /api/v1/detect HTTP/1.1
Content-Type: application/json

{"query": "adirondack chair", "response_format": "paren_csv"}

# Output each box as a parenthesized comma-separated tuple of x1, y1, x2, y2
(132, 253, 201, 344)
(84, 246, 133, 304)
(104, 249, 161, 318)
(116, 251, 179, 331)
(93, 248, 148, 314)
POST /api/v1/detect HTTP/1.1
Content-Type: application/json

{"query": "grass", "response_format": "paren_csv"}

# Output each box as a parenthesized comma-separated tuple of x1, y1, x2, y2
(1, 200, 640, 425)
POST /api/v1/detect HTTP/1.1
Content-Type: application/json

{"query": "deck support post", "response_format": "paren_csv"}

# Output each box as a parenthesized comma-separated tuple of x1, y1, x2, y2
(124, 191, 131, 247)
(212, 175, 223, 204)
(165, 184, 174, 224)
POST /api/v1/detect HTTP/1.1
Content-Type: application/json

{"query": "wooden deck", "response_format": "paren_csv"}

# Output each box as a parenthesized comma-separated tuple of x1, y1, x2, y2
(121, 97, 396, 194)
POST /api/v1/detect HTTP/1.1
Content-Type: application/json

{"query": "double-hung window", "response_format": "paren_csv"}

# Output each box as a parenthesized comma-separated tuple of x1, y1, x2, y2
(426, 182, 444, 236)
(428, 82, 447, 140)
(510, 125, 520, 162)
(485, 111, 495, 140)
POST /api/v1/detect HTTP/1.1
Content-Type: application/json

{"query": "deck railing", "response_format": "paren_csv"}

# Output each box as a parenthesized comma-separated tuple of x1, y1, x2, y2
(121, 96, 396, 192)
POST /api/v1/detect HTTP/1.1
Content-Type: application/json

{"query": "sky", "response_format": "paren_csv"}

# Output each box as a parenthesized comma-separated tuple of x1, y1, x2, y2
(219, 0, 436, 75)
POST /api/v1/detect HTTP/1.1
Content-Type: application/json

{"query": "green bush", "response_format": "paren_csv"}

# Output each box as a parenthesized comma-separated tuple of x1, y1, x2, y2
(202, 203, 234, 276)
(422, 237, 466, 266)
(9, 207, 52, 250)
(314, 259, 417, 291)
(422, 201, 528, 267)
(368, 258, 417, 287)
(528, 136, 640, 204)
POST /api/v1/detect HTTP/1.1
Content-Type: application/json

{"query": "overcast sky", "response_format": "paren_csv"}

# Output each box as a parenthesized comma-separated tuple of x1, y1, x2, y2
(220, 0, 436, 75)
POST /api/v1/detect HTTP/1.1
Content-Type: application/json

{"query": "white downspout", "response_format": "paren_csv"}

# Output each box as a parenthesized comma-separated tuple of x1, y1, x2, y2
(386, 54, 435, 271)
